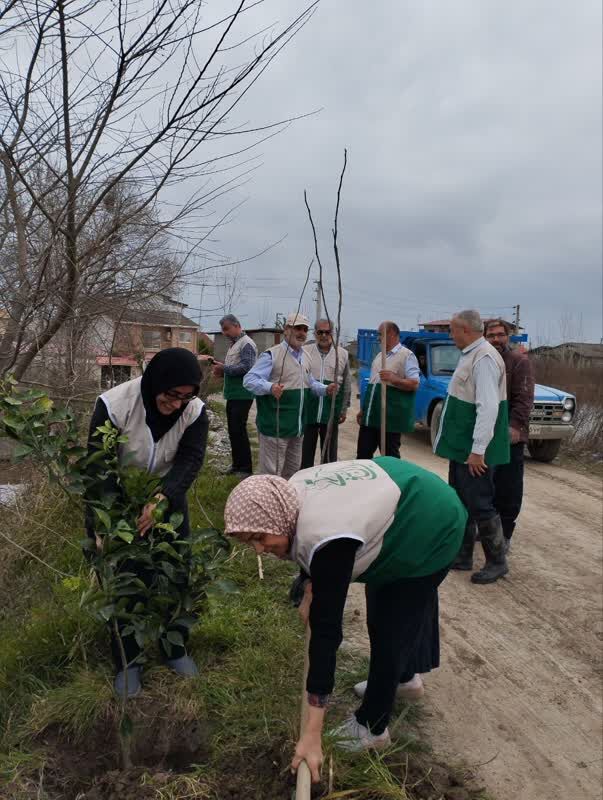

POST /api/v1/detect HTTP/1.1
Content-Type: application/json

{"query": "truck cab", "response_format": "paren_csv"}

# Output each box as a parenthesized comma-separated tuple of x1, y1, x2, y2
(357, 329, 576, 463)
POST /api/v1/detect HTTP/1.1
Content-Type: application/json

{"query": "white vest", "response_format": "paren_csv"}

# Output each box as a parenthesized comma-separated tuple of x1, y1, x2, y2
(289, 460, 400, 578)
(266, 343, 312, 390)
(368, 345, 411, 383)
(447, 338, 507, 404)
(304, 343, 348, 385)
(224, 333, 257, 367)
(100, 378, 204, 477)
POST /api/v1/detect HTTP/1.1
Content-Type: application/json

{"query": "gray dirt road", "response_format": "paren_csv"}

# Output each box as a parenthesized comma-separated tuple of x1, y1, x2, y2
(334, 400, 603, 800)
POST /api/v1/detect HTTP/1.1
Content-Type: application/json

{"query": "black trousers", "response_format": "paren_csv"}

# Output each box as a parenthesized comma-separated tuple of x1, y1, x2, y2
(356, 425, 401, 459)
(301, 422, 339, 468)
(448, 461, 497, 524)
(355, 567, 449, 735)
(226, 398, 253, 473)
(494, 442, 525, 540)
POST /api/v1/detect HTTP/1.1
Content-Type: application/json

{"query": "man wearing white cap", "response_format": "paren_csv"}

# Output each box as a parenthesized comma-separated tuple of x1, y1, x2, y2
(243, 312, 337, 477)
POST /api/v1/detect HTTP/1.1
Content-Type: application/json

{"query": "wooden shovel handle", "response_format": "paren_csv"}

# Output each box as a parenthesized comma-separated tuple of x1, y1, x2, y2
(295, 625, 312, 799)
(380, 336, 387, 454)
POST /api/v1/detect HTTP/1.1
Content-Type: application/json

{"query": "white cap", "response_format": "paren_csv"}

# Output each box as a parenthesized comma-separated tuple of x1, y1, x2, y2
(285, 312, 310, 328)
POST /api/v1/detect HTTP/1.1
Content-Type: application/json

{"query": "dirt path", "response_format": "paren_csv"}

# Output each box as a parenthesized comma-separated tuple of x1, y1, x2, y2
(336, 400, 603, 800)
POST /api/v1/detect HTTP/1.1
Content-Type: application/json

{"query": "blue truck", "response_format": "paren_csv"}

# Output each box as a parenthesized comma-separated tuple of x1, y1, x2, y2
(357, 328, 577, 463)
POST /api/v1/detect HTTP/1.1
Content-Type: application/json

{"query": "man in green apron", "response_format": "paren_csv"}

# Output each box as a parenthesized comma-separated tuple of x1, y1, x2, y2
(357, 321, 420, 458)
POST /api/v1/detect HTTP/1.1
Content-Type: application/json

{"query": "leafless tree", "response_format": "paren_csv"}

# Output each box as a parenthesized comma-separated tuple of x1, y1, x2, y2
(0, 0, 319, 379)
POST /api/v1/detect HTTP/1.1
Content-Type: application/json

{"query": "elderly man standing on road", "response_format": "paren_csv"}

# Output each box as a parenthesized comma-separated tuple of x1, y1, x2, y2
(434, 310, 510, 584)
(207, 314, 258, 477)
(485, 318, 535, 551)
(356, 321, 420, 458)
(243, 312, 337, 478)
(301, 318, 351, 467)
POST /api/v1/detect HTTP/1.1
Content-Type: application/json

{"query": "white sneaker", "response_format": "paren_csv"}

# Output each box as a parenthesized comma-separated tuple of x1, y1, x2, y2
(353, 673, 424, 701)
(330, 716, 391, 753)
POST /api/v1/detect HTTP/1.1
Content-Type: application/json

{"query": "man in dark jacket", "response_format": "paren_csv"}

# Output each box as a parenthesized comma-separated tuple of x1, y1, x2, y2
(485, 319, 535, 550)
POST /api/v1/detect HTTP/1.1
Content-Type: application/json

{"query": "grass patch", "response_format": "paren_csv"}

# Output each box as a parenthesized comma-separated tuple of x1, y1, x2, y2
(0, 452, 487, 799)
(25, 669, 114, 740)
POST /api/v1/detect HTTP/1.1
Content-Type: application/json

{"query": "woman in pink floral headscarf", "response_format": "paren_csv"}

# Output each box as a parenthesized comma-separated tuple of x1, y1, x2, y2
(225, 457, 467, 784)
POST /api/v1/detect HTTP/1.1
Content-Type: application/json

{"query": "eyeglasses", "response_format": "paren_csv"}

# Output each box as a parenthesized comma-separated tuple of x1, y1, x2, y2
(292, 325, 309, 332)
(164, 389, 197, 402)
(316, 330, 332, 336)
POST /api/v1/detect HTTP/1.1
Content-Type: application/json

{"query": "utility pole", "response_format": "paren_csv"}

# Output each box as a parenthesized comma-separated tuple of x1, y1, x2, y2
(313, 279, 322, 322)
(513, 304, 520, 334)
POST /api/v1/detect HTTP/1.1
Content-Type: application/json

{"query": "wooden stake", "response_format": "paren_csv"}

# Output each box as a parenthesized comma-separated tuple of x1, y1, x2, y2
(295, 625, 312, 799)
(257, 553, 264, 580)
(380, 335, 387, 455)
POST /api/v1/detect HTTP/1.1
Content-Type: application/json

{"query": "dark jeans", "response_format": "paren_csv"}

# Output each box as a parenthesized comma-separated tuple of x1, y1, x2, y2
(355, 567, 449, 735)
(448, 461, 497, 523)
(301, 422, 339, 468)
(494, 442, 525, 539)
(356, 425, 401, 459)
(226, 398, 253, 473)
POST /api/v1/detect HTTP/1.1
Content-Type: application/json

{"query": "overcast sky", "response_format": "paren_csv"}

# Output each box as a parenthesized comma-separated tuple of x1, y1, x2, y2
(181, 0, 602, 345)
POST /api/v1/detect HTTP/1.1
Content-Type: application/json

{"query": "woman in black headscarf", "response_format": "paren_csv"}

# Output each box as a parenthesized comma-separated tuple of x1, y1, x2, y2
(85, 348, 209, 696)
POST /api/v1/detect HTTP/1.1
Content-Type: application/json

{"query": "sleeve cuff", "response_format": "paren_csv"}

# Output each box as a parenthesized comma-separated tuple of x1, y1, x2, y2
(471, 442, 487, 455)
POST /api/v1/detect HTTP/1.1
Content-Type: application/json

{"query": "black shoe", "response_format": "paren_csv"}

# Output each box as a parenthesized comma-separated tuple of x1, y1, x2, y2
(451, 553, 474, 571)
(223, 467, 252, 478)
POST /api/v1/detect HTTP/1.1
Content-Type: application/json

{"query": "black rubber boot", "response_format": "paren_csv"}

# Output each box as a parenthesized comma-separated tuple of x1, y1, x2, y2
(471, 516, 508, 584)
(451, 521, 476, 571)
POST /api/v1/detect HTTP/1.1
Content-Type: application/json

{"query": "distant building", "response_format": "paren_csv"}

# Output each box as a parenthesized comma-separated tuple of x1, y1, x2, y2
(94, 297, 202, 387)
(529, 342, 603, 368)
(420, 318, 522, 334)
(419, 320, 453, 334)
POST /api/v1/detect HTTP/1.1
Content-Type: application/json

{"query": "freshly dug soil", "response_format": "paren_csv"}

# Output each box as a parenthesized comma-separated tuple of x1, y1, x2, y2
(13, 709, 485, 800)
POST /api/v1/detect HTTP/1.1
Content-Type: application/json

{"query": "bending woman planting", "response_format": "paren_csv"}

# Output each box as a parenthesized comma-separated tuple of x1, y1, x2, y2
(224, 457, 467, 782)
(85, 348, 208, 697)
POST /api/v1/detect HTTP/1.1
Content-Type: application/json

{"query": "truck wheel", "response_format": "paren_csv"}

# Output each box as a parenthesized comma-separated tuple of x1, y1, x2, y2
(430, 401, 444, 447)
(527, 439, 562, 463)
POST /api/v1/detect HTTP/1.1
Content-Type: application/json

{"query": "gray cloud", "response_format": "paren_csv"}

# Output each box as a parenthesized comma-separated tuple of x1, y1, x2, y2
(182, 0, 602, 342)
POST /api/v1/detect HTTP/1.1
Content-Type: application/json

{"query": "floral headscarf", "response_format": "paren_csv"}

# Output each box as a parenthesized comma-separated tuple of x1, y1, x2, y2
(224, 475, 299, 541)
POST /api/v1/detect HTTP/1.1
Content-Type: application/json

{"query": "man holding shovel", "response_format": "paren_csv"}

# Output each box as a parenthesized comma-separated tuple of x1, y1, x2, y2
(243, 312, 337, 478)
(224, 458, 466, 782)
(356, 321, 420, 458)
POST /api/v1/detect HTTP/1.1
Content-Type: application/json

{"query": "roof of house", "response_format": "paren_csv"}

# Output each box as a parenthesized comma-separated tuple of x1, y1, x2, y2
(421, 318, 523, 330)
(119, 309, 199, 328)
(208, 327, 281, 335)
(530, 342, 603, 358)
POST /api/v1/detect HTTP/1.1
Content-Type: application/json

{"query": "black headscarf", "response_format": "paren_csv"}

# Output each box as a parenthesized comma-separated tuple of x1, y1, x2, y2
(140, 348, 201, 441)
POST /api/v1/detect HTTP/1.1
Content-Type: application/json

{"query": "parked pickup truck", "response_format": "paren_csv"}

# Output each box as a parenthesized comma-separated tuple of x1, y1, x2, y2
(357, 329, 576, 463)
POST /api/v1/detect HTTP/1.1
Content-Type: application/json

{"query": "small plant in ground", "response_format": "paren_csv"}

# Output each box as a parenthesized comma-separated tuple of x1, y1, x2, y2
(0, 377, 234, 768)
